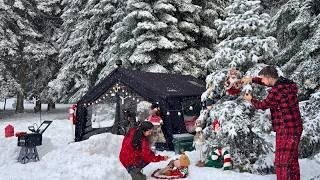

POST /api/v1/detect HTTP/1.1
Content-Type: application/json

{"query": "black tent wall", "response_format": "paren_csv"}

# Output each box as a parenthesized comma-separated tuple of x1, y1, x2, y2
(75, 68, 205, 150)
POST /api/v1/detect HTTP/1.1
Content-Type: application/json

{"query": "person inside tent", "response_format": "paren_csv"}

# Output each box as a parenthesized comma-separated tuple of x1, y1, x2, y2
(124, 111, 138, 134)
(119, 121, 169, 180)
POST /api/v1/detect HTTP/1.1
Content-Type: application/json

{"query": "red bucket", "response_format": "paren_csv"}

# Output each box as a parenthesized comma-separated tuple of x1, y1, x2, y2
(5, 124, 14, 138)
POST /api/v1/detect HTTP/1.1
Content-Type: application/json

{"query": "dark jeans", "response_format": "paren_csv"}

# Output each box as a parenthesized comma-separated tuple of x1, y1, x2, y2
(127, 167, 146, 180)
(126, 161, 149, 180)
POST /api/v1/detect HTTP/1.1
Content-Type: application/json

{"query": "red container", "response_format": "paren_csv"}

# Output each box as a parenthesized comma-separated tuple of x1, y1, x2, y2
(5, 124, 14, 137)
(15, 132, 27, 137)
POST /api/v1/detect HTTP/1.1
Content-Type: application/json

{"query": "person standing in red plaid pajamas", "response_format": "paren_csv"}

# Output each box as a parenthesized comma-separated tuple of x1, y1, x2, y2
(242, 66, 303, 180)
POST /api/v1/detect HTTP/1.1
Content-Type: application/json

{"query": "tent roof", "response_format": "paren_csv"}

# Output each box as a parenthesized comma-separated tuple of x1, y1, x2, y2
(78, 68, 206, 104)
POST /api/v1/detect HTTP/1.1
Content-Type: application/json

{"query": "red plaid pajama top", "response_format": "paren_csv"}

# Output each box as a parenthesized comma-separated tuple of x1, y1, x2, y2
(251, 77, 303, 135)
(251, 77, 303, 180)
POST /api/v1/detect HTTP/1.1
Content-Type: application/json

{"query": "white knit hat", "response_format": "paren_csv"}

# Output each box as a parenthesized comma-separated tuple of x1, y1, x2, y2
(195, 127, 202, 132)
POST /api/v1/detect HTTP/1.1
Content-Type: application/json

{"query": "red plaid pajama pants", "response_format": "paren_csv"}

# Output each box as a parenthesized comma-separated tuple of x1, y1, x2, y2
(275, 130, 302, 180)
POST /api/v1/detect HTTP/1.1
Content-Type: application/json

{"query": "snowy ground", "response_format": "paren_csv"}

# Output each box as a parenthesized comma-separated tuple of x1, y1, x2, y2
(1, 102, 320, 180)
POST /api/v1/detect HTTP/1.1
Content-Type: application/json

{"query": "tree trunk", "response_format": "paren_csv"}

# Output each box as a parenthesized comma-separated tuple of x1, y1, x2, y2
(15, 40, 27, 113)
(3, 98, 6, 111)
(47, 101, 56, 111)
(16, 92, 24, 113)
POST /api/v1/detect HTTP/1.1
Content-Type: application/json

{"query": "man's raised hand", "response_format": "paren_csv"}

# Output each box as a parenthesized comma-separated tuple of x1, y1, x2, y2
(241, 76, 252, 85)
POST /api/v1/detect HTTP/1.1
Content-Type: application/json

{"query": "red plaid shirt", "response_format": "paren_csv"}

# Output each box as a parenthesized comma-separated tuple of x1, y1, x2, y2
(251, 77, 303, 136)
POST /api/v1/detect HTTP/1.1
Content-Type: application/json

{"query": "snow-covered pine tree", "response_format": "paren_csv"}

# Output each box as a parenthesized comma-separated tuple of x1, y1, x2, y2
(48, 0, 125, 103)
(0, 62, 20, 101)
(269, 0, 320, 100)
(269, 0, 320, 160)
(99, 0, 226, 80)
(99, 0, 190, 78)
(202, 0, 278, 172)
(165, 0, 227, 77)
(0, 0, 57, 112)
(300, 91, 320, 158)
(31, 0, 61, 108)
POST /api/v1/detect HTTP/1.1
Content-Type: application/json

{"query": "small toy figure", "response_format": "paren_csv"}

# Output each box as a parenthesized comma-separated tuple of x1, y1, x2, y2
(224, 68, 242, 98)
(205, 98, 215, 110)
(212, 119, 220, 133)
(203, 145, 232, 170)
(193, 127, 206, 164)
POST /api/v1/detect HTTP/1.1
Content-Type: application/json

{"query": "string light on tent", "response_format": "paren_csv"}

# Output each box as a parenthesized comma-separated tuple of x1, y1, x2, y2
(189, 106, 193, 110)
(166, 111, 170, 115)
(178, 112, 181, 116)
(85, 83, 144, 106)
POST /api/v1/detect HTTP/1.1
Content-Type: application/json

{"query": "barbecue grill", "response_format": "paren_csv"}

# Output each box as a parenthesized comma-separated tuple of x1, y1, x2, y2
(17, 120, 52, 164)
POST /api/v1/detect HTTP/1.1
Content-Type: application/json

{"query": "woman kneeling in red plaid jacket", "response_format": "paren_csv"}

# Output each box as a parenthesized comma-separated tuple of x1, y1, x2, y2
(242, 65, 303, 180)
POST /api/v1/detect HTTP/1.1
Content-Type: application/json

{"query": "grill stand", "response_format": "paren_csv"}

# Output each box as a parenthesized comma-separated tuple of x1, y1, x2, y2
(17, 146, 40, 164)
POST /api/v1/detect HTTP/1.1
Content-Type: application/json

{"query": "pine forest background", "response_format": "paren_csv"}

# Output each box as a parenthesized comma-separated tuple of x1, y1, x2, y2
(1, 0, 320, 174)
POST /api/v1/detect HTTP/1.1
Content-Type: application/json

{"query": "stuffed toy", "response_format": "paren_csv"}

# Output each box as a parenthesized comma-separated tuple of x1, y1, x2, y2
(154, 153, 190, 179)
(193, 127, 206, 164)
(224, 68, 242, 97)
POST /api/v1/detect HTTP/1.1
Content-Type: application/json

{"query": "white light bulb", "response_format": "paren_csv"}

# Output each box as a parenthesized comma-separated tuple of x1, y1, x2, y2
(166, 111, 170, 115)
(178, 112, 181, 116)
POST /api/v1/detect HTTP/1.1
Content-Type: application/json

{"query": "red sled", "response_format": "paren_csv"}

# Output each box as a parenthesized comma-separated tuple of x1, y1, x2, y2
(151, 168, 187, 179)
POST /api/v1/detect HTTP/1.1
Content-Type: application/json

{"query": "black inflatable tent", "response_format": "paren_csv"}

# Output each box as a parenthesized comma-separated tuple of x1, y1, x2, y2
(75, 67, 205, 150)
